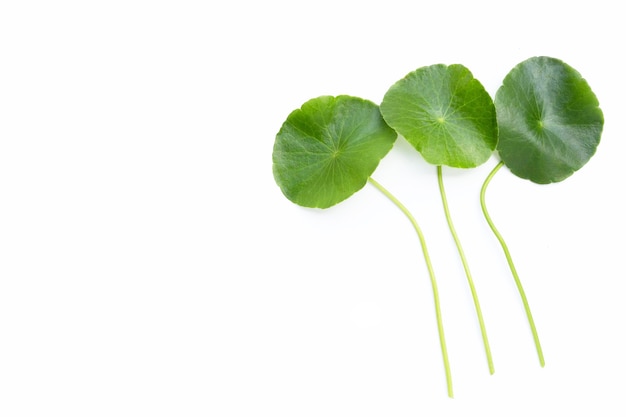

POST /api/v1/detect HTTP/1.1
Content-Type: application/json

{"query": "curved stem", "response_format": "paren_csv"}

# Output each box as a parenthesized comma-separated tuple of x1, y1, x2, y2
(437, 166, 495, 375)
(480, 161, 545, 367)
(368, 176, 453, 398)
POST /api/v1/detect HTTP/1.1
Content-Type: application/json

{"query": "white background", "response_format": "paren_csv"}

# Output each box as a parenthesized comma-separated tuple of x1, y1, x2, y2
(1, 1, 624, 415)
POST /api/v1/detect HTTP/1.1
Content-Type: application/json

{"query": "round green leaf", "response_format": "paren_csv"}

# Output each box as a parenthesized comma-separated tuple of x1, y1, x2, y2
(272, 95, 397, 209)
(380, 64, 497, 168)
(495, 56, 604, 184)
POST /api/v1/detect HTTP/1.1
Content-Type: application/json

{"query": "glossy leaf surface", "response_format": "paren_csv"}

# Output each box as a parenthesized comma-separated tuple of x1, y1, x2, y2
(495, 56, 604, 183)
(273, 95, 397, 208)
(380, 64, 497, 168)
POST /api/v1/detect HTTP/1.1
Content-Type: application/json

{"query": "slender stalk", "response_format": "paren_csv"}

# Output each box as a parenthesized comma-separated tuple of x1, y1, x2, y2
(480, 161, 545, 367)
(437, 166, 495, 374)
(368, 176, 453, 398)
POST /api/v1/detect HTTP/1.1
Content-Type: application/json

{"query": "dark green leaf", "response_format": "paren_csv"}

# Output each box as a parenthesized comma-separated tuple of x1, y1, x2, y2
(495, 56, 604, 183)
(380, 64, 497, 168)
(272, 95, 397, 208)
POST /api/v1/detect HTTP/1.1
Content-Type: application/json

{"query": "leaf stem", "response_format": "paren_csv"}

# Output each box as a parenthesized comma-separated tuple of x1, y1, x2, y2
(437, 166, 495, 375)
(368, 176, 453, 398)
(480, 161, 545, 367)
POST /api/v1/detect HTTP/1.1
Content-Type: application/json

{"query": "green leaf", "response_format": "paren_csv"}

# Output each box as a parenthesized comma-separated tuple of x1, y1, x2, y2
(380, 64, 497, 168)
(495, 56, 604, 184)
(272, 95, 397, 208)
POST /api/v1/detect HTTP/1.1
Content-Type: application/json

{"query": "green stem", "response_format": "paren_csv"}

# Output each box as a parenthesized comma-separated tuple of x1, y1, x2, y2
(437, 166, 495, 375)
(480, 161, 545, 367)
(368, 176, 453, 398)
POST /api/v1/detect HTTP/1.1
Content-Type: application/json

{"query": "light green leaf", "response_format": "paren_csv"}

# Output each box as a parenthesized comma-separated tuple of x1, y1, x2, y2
(495, 56, 604, 184)
(380, 64, 497, 168)
(272, 95, 397, 208)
